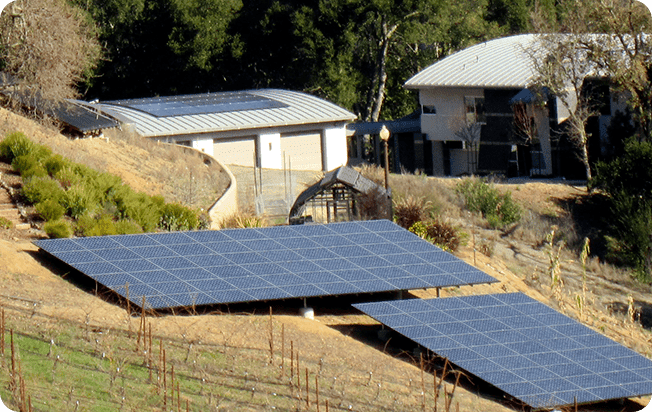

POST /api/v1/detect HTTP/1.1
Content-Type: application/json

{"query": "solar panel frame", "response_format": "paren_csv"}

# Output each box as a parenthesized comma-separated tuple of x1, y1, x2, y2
(35, 220, 498, 309)
(354, 293, 652, 409)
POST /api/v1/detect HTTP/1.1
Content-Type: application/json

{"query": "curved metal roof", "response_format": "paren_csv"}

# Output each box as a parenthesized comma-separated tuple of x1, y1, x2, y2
(405, 34, 539, 89)
(95, 89, 357, 138)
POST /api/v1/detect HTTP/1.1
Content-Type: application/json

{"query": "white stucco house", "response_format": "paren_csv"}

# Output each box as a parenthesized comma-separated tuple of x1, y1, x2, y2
(95, 89, 357, 172)
(404, 34, 627, 178)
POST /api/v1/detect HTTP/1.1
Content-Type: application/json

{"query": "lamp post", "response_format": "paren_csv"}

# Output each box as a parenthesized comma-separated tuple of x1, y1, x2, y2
(379, 125, 390, 190)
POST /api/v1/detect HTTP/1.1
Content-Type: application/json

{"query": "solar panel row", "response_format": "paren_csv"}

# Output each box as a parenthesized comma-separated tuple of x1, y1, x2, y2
(353, 293, 652, 409)
(35, 220, 497, 309)
(107, 92, 289, 118)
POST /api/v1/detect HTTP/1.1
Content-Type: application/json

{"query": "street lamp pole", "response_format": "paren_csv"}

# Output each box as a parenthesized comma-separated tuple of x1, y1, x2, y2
(379, 125, 390, 190)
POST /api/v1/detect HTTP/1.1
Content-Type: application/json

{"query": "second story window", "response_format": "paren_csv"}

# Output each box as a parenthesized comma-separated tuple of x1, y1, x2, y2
(465, 97, 486, 124)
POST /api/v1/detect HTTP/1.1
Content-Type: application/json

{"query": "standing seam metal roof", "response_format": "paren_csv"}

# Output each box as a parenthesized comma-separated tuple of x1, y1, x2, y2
(405, 34, 539, 89)
(96, 89, 357, 138)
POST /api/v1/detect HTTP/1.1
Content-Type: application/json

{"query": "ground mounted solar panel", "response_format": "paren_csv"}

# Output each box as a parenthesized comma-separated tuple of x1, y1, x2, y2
(34, 220, 497, 310)
(353, 293, 652, 409)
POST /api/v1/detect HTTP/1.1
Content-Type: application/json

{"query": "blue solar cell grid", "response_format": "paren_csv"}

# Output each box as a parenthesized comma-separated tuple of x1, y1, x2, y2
(35, 220, 497, 309)
(354, 293, 652, 409)
(108, 92, 289, 118)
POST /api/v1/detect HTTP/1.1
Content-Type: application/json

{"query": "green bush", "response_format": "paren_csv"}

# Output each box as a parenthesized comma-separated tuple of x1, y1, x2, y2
(0, 132, 35, 162)
(592, 139, 652, 281)
(456, 178, 521, 228)
(62, 184, 98, 219)
(603, 192, 652, 282)
(44, 154, 70, 176)
(0, 216, 12, 229)
(21, 177, 65, 204)
(54, 165, 83, 189)
(159, 203, 199, 231)
(35, 199, 65, 221)
(409, 220, 464, 252)
(44, 220, 72, 238)
(11, 154, 48, 179)
(114, 191, 162, 232)
(12, 154, 39, 174)
(91, 172, 124, 204)
(114, 219, 143, 235)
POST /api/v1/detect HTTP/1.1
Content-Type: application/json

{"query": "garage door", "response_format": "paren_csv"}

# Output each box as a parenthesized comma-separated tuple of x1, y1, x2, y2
(280, 133, 323, 171)
(213, 137, 256, 167)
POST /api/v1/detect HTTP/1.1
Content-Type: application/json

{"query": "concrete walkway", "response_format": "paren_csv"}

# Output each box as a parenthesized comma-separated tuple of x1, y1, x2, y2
(227, 165, 322, 221)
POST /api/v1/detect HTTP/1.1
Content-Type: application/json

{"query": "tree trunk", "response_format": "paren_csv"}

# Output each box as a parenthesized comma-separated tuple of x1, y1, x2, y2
(580, 140, 592, 181)
(368, 19, 399, 122)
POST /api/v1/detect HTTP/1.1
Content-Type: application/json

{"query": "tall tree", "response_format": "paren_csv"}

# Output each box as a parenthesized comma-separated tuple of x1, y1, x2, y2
(581, 0, 652, 139)
(0, 0, 101, 104)
(528, 33, 599, 180)
(74, 0, 241, 99)
(294, 0, 504, 121)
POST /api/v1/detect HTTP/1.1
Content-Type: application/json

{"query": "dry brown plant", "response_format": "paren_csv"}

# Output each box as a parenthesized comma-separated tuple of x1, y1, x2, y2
(0, 0, 101, 104)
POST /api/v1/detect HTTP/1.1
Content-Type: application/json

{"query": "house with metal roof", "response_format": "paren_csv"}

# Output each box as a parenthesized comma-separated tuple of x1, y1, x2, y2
(404, 34, 625, 178)
(95, 89, 357, 172)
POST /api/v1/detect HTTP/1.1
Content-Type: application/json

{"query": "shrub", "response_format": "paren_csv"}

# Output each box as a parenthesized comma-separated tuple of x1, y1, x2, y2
(219, 212, 267, 228)
(115, 191, 161, 232)
(21, 176, 65, 204)
(456, 178, 521, 228)
(393, 195, 430, 230)
(0, 216, 12, 229)
(603, 192, 652, 282)
(356, 186, 392, 220)
(12, 154, 38, 175)
(44, 154, 69, 176)
(87, 214, 118, 237)
(409, 219, 464, 252)
(114, 219, 143, 235)
(62, 184, 98, 219)
(0, 132, 35, 162)
(159, 203, 199, 231)
(35, 199, 65, 221)
(55, 165, 83, 189)
(44, 220, 72, 238)
(86, 172, 123, 204)
(11, 154, 48, 179)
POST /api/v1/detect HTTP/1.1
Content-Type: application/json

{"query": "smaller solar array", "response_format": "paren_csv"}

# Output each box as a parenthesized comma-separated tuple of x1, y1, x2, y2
(105, 92, 288, 118)
(354, 293, 652, 409)
(35, 220, 497, 310)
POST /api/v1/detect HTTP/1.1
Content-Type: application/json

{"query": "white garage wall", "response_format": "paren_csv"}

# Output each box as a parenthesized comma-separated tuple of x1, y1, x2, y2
(323, 126, 348, 171)
(212, 137, 256, 167)
(280, 132, 323, 171)
(258, 133, 282, 169)
(191, 138, 214, 157)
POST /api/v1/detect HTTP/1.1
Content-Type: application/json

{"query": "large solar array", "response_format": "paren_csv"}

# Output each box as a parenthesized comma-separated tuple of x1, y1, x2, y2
(35, 220, 496, 309)
(105, 92, 289, 118)
(354, 293, 652, 409)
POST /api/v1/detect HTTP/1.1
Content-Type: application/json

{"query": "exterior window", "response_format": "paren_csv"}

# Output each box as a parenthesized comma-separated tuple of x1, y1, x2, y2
(464, 97, 485, 124)
(422, 105, 436, 114)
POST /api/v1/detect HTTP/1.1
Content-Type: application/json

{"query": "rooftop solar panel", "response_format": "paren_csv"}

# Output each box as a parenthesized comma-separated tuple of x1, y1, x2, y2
(35, 220, 497, 309)
(353, 293, 652, 409)
(106, 92, 289, 118)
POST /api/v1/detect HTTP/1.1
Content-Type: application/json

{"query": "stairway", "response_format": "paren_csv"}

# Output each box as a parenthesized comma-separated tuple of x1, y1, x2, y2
(0, 187, 30, 230)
